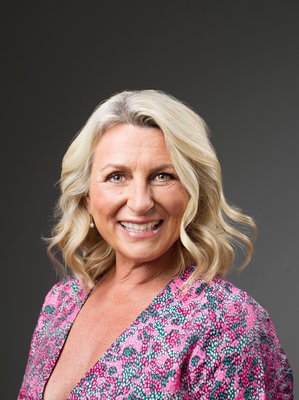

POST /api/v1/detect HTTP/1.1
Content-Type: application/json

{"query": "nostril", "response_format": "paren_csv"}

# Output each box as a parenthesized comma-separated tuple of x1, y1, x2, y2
(127, 188, 154, 214)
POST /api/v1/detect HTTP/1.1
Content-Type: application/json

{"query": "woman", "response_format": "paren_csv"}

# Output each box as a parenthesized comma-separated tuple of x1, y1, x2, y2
(19, 90, 293, 399)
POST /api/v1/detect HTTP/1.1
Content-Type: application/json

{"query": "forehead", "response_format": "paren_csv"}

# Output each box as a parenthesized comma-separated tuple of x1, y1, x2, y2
(93, 124, 172, 164)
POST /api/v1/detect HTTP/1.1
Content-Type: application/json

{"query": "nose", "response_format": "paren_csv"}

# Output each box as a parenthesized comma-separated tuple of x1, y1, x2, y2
(126, 181, 154, 215)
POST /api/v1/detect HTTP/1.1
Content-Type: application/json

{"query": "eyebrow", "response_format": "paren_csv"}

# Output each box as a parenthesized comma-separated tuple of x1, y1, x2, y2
(99, 163, 175, 174)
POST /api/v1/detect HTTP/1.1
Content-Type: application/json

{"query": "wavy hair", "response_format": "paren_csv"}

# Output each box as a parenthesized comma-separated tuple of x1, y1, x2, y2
(48, 90, 256, 289)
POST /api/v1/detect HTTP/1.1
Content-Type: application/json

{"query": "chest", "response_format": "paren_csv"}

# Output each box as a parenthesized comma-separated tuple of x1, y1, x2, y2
(23, 280, 199, 399)
(43, 297, 153, 399)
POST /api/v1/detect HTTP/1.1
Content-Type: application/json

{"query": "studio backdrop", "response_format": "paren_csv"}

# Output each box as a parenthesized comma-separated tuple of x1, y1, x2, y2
(2, 1, 298, 398)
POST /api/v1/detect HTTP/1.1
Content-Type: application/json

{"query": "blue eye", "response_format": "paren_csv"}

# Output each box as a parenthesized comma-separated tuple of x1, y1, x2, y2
(107, 173, 125, 183)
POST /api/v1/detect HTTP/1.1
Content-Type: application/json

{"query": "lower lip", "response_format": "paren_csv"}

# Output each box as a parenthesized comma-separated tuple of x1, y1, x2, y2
(118, 221, 163, 238)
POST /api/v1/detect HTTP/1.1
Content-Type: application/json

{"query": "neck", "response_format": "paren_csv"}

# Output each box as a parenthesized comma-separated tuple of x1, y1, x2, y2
(102, 246, 179, 294)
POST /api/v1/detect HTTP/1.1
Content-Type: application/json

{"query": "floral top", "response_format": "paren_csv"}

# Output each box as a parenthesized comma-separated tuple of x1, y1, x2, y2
(19, 266, 293, 399)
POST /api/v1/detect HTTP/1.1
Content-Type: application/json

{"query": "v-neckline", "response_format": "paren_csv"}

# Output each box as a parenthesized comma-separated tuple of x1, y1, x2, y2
(42, 265, 194, 399)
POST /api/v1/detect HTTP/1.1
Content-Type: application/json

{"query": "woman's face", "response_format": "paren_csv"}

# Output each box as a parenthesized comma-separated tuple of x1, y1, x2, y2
(87, 123, 189, 267)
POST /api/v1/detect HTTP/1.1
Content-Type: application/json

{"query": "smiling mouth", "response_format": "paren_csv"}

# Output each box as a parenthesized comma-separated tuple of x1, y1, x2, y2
(119, 220, 162, 232)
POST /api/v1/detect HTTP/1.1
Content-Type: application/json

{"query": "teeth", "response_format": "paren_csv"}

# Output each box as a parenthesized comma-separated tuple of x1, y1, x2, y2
(120, 221, 160, 232)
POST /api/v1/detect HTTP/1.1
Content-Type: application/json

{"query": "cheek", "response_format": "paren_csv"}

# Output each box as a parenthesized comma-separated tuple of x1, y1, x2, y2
(157, 186, 189, 219)
(89, 186, 125, 215)
(170, 199, 188, 220)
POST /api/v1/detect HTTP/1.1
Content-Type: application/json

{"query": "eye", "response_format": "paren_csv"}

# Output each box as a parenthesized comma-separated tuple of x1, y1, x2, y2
(154, 173, 175, 182)
(106, 173, 126, 183)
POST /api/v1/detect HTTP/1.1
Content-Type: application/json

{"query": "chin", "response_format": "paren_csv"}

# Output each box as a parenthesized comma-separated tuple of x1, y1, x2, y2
(116, 244, 177, 266)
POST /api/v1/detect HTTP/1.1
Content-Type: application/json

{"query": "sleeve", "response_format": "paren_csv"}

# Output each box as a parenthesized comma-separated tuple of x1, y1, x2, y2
(184, 302, 293, 399)
(18, 281, 63, 399)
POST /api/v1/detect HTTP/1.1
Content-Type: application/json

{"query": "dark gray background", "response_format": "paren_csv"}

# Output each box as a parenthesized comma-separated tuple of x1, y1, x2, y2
(2, 1, 298, 398)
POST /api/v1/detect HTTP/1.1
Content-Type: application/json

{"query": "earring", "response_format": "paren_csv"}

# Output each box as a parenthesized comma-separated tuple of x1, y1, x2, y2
(90, 215, 95, 228)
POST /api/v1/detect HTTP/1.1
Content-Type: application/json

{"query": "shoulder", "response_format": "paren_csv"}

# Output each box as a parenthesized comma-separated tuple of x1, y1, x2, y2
(182, 276, 293, 396)
(189, 276, 270, 329)
(180, 275, 286, 361)
(42, 275, 83, 305)
(38, 275, 90, 324)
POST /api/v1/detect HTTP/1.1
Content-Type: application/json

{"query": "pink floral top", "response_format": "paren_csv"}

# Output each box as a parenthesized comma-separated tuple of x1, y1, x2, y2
(19, 266, 293, 399)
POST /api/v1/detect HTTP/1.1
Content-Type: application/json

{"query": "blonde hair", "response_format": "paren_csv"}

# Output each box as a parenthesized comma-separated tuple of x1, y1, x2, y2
(48, 90, 256, 289)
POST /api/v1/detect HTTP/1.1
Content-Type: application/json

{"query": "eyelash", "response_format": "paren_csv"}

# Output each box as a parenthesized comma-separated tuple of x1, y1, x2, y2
(105, 172, 176, 183)
(106, 173, 126, 183)
(155, 173, 175, 181)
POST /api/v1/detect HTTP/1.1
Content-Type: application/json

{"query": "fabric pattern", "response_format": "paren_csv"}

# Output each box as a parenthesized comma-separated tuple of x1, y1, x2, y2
(18, 266, 293, 399)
